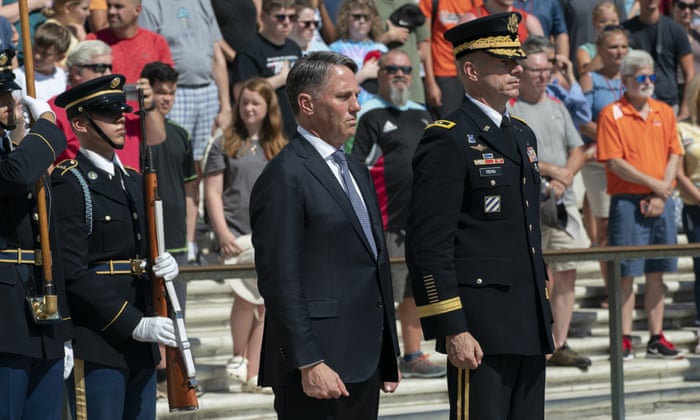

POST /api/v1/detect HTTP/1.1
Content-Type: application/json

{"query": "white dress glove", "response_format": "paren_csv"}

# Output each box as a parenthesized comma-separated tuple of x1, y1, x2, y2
(132, 316, 177, 347)
(20, 95, 54, 120)
(63, 341, 74, 380)
(153, 252, 179, 281)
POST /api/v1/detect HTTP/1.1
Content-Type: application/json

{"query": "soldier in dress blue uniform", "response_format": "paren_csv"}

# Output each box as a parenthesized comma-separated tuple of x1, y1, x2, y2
(0, 48, 72, 420)
(50, 74, 180, 420)
(405, 12, 555, 420)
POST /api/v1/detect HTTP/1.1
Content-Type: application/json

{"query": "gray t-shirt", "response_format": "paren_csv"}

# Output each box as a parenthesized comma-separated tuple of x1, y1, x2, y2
(508, 96, 583, 206)
(204, 133, 268, 236)
(139, 0, 223, 85)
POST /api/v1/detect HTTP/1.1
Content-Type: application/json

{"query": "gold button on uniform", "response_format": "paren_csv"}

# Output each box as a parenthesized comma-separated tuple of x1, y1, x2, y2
(531, 247, 536, 254)
(132, 212, 138, 220)
(105, 215, 111, 221)
(525, 200, 529, 208)
(476, 278, 483, 285)
(490, 179, 496, 186)
(529, 224, 533, 232)
(522, 177, 526, 184)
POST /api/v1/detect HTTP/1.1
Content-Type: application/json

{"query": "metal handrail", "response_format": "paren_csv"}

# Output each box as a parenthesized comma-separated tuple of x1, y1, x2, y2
(178, 243, 700, 419)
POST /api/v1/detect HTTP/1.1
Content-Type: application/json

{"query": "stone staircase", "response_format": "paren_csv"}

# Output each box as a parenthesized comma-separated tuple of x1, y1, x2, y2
(157, 255, 700, 419)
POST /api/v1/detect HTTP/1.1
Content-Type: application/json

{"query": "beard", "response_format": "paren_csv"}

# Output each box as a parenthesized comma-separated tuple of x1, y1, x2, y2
(633, 83, 655, 98)
(389, 83, 409, 107)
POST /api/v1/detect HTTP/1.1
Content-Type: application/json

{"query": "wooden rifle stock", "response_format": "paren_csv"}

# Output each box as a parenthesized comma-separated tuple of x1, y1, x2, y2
(140, 92, 198, 411)
(19, 0, 59, 320)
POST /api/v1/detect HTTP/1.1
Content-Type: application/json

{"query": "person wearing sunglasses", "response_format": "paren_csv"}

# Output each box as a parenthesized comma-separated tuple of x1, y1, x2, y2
(597, 49, 685, 361)
(350, 49, 445, 381)
(288, 0, 329, 55)
(329, 0, 387, 105)
(622, 0, 694, 120)
(231, 0, 302, 139)
(671, 0, 700, 95)
(49, 39, 165, 167)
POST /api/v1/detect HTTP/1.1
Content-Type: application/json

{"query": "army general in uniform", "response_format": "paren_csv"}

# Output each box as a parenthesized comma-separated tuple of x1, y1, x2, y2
(0, 48, 72, 419)
(405, 13, 554, 420)
(51, 75, 180, 420)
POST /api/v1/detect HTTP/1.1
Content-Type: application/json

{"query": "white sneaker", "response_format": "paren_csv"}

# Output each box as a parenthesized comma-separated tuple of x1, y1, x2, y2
(241, 375, 273, 394)
(226, 356, 248, 384)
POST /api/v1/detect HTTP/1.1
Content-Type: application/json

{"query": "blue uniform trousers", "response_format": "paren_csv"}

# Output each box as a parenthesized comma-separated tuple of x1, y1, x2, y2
(0, 353, 63, 420)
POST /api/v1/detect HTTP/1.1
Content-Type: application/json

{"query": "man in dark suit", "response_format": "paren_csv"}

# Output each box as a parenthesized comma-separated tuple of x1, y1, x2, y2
(406, 12, 555, 420)
(0, 48, 71, 419)
(51, 74, 180, 419)
(250, 51, 400, 419)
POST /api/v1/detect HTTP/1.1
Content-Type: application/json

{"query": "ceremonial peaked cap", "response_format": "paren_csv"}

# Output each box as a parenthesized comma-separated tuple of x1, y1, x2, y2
(55, 74, 133, 119)
(0, 49, 20, 92)
(444, 12, 526, 60)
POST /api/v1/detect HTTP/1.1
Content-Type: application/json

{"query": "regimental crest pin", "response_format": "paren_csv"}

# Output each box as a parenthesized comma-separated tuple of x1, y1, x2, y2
(484, 195, 501, 213)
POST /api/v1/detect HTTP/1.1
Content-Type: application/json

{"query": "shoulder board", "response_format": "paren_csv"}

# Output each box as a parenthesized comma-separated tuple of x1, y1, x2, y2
(54, 159, 78, 176)
(425, 119, 456, 130)
(123, 166, 140, 175)
(511, 115, 529, 126)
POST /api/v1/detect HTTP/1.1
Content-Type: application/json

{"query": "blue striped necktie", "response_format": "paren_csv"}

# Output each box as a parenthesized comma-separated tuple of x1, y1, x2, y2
(331, 149, 377, 258)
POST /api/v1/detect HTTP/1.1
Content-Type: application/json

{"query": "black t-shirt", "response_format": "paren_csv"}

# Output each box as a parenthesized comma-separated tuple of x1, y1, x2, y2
(351, 100, 431, 231)
(211, 0, 257, 52)
(150, 119, 196, 252)
(622, 15, 692, 106)
(231, 33, 302, 139)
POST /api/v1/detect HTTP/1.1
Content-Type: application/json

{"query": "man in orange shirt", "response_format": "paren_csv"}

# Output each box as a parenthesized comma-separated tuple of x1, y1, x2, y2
(597, 49, 684, 361)
(418, 0, 482, 119)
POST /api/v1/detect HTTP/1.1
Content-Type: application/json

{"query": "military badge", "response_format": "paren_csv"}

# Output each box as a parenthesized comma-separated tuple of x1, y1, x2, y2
(526, 146, 538, 163)
(484, 195, 501, 213)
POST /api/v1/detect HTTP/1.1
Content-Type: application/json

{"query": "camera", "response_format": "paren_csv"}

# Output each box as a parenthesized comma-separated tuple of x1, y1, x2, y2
(124, 84, 139, 101)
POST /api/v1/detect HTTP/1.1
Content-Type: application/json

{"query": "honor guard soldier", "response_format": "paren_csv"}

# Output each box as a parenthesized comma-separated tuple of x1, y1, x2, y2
(0, 48, 72, 420)
(51, 74, 180, 420)
(405, 13, 555, 420)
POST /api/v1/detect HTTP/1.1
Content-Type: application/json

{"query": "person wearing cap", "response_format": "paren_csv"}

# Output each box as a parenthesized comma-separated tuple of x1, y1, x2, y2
(507, 36, 590, 370)
(50, 74, 181, 419)
(0, 48, 73, 419)
(406, 12, 554, 419)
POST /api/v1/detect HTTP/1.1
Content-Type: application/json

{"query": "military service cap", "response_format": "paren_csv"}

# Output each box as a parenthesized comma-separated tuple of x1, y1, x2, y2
(55, 74, 133, 119)
(0, 49, 20, 92)
(444, 12, 526, 60)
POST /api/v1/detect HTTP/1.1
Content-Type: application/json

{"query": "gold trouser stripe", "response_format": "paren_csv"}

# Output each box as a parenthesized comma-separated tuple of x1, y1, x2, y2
(74, 359, 88, 420)
(456, 367, 469, 420)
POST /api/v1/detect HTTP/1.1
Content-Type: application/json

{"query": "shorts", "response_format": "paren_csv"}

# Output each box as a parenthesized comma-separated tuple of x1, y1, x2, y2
(581, 161, 610, 218)
(540, 204, 590, 272)
(608, 194, 678, 277)
(385, 231, 412, 302)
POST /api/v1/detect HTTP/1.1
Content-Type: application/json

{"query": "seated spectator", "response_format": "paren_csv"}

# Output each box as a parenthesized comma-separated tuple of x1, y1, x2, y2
(329, 0, 387, 104)
(13, 22, 71, 101)
(576, 1, 621, 75)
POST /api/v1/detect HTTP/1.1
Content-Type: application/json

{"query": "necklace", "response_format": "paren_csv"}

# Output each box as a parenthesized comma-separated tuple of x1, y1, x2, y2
(250, 136, 259, 155)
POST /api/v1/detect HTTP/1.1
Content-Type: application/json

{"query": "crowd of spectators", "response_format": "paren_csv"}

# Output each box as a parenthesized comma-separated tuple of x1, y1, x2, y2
(9, 0, 700, 389)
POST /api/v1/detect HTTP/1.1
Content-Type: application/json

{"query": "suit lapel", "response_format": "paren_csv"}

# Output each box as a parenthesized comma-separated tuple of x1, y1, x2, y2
(293, 136, 378, 259)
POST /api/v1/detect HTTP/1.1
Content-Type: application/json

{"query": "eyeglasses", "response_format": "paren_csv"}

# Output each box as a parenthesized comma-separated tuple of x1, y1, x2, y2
(634, 74, 657, 83)
(523, 66, 553, 76)
(351, 13, 369, 21)
(601, 24, 625, 32)
(381, 65, 412, 75)
(273, 13, 298, 22)
(77, 63, 112, 73)
(676, 2, 698, 10)
(298, 19, 320, 28)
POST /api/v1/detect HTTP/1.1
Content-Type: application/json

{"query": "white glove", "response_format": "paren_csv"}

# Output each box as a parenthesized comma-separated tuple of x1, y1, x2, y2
(153, 252, 179, 281)
(20, 95, 54, 120)
(63, 341, 73, 380)
(132, 316, 177, 347)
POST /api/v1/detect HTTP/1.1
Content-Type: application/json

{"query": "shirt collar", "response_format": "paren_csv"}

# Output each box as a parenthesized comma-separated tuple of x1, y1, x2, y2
(466, 92, 507, 127)
(298, 126, 342, 159)
(79, 148, 126, 177)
